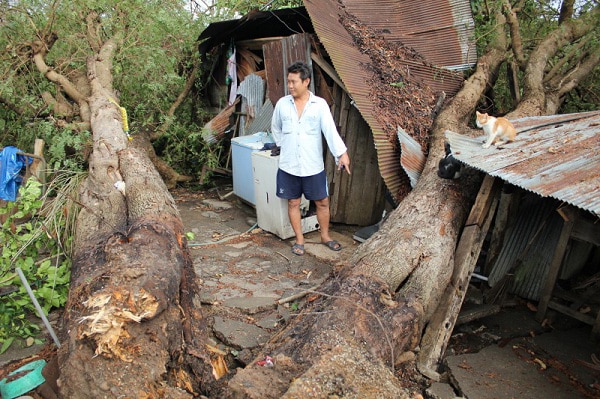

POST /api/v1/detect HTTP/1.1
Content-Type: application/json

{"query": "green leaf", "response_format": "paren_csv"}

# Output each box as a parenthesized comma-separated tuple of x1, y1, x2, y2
(1, 337, 15, 354)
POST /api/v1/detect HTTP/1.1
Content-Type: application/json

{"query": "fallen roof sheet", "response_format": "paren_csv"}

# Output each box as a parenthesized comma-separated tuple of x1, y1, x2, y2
(445, 111, 600, 217)
(304, 0, 468, 201)
(340, 0, 477, 70)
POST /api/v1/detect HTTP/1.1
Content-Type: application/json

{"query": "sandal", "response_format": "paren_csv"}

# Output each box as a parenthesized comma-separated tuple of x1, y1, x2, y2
(291, 243, 305, 256)
(322, 240, 342, 251)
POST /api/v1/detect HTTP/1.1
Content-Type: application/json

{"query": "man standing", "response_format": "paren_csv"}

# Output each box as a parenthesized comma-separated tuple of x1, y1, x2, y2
(271, 61, 351, 256)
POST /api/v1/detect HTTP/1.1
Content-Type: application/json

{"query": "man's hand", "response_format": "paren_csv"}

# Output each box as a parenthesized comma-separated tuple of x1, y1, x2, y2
(338, 152, 351, 175)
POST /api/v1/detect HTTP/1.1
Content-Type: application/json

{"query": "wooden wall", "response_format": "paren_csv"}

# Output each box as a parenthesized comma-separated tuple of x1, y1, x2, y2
(325, 83, 386, 226)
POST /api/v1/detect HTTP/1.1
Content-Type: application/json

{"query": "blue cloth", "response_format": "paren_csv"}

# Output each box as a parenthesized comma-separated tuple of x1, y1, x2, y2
(0, 146, 32, 201)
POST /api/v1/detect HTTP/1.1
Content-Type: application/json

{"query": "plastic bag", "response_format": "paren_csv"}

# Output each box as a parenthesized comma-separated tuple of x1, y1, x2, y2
(0, 146, 32, 201)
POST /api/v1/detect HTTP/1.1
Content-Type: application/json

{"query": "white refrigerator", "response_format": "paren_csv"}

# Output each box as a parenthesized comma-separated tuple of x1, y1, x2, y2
(251, 151, 319, 240)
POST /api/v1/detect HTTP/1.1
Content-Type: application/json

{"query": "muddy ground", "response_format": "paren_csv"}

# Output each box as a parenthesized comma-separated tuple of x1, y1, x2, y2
(2, 181, 599, 399)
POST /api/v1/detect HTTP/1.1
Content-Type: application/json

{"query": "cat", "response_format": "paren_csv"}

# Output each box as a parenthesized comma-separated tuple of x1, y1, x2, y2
(476, 111, 517, 148)
(438, 142, 462, 179)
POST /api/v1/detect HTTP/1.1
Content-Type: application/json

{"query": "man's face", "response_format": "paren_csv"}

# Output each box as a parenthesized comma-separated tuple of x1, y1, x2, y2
(287, 72, 309, 99)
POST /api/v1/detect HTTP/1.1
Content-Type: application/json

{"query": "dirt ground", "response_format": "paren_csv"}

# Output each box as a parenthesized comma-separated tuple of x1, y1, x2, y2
(2, 181, 600, 399)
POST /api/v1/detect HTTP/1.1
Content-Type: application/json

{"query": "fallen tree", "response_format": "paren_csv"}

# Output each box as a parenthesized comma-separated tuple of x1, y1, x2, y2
(2, 0, 598, 397)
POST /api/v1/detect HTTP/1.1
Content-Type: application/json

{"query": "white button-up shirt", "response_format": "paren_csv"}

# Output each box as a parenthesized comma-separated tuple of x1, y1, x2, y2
(271, 92, 347, 177)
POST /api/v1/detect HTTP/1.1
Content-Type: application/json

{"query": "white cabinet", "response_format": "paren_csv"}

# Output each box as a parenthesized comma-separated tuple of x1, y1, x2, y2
(231, 134, 265, 205)
(251, 151, 319, 239)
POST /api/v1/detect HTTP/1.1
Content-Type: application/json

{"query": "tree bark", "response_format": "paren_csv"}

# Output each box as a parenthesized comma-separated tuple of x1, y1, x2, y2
(57, 55, 202, 398)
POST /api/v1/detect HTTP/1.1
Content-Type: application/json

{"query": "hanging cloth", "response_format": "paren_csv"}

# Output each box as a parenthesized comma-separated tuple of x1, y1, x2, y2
(0, 146, 32, 201)
(226, 43, 238, 105)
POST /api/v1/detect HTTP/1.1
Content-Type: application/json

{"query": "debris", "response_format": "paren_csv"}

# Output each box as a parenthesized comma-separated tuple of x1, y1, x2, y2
(210, 356, 229, 380)
(533, 358, 547, 370)
(256, 355, 274, 367)
(277, 285, 320, 305)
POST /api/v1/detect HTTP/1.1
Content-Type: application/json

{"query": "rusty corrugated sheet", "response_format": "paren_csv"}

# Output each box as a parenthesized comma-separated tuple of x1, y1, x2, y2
(398, 127, 426, 188)
(445, 111, 600, 217)
(342, 0, 476, 70)
(488, 198, 564, 301)
(202, 97, 240, 145)
(304, 0, 469, 200)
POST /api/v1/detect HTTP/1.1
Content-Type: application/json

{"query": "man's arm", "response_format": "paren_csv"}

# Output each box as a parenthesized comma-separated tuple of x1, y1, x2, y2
(320, 102, 351, 174)
(271, 101, 283, 146)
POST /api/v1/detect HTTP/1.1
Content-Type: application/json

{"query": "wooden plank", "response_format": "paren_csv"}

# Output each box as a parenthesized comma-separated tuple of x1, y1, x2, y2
(417, 177, 500, 379)
(310, 52, 347, 92)
(32, 139, 47, 195)
(483, 188, 516, 275)
(465, 175, 501, 227)
(571, 218, 600, 246)
(535, 212, 575, 322)
(237, 37, 285, 51)
(456, 304, 501, 326)
(547, 301, 595, 325)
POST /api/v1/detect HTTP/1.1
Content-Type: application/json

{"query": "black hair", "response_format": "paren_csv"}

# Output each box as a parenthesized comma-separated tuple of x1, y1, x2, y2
(287, 61, 311, 81)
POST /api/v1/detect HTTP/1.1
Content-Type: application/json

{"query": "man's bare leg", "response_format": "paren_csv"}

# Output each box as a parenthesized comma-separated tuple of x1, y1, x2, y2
(288, 197, 304, 245)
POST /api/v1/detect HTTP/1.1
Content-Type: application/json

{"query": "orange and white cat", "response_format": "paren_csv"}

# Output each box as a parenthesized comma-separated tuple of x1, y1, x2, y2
(476, 111, 517, 148)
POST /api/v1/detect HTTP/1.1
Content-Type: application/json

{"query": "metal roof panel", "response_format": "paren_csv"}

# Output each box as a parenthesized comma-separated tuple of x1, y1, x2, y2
(446, 111, 600, 216)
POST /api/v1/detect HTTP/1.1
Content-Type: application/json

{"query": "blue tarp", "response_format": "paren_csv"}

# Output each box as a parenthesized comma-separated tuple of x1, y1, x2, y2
(0, 146, 33, 201)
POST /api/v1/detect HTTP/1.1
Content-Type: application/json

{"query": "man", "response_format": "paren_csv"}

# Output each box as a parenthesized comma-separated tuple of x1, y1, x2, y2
(271, 61, 351, 256)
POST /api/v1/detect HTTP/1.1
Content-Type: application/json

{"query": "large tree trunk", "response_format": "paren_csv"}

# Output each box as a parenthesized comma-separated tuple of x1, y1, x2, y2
(57, 56, 205, 398)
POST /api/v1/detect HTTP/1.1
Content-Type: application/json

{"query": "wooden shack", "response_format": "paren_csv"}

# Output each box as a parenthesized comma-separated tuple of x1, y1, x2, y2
(198, 3, 475, 226)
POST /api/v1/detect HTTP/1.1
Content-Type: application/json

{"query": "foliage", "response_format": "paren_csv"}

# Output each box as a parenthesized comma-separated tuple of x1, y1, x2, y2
(0, 0, 204, 164)
(470, 0, 600, 114)
(153, 120, 226, 183)
(0, 175, 81, 352)
(196, 0, 303, 19)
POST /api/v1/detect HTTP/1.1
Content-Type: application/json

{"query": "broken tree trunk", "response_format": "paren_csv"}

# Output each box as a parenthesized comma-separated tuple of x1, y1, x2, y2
(225, 113, 485, 399)
(57, 57, 205, 398)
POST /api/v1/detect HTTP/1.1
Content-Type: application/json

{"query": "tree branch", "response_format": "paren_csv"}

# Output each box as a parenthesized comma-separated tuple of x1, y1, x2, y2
(514, 6, 600, 116)
(85, 11, 103, 53)
(556, 51, 600, 97)
(149, 63, 199, 141)
(503, 0, 526, 68)
(544, 36, 592, 83)
(558, 0, 575, 25)
(30, 41, 91, 122)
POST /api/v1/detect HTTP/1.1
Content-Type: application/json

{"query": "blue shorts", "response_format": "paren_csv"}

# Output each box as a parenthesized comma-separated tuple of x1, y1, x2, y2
(276, 169, 328, 200)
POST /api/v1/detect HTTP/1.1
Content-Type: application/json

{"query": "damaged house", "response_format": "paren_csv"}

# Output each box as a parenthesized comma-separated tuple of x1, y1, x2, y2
(197, 1, 476, 227)
(197, 0, 600, 349)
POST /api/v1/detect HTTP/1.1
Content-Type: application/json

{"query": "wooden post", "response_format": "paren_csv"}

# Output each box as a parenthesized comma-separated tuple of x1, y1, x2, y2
(31, 139, 47, 193)
(417, 175, 501, 380)
(483, 185, 517, 276)
(535, 207, 576, 323)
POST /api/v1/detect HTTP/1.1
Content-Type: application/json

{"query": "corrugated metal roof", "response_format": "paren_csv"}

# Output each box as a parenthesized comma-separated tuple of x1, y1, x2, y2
(341, 0, 476, 69)
(445, 111, 600, 217)
(304, 0, 471, 201)
(398, 127, 426, 188)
